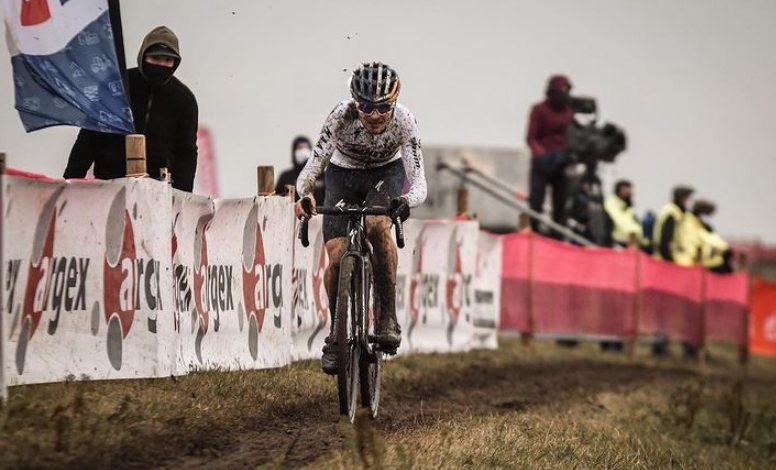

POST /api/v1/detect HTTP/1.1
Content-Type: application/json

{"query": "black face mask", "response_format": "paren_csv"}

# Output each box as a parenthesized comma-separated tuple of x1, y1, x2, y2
(547, 90, 569, 109)
(142, 63, 174, 87)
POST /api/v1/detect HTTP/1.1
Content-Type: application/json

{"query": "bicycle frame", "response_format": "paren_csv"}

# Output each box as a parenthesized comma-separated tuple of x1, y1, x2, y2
(338, 212, 376, 358)
(299, 205, 405, 354)
(298, 204, 404, 420)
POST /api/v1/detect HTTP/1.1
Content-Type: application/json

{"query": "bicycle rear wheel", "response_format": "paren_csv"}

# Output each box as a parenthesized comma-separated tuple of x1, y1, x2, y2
(336, 257, 359, 420)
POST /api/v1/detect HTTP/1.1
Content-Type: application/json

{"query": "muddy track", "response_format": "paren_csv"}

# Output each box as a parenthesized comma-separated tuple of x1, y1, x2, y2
(160, 354, 703, 469)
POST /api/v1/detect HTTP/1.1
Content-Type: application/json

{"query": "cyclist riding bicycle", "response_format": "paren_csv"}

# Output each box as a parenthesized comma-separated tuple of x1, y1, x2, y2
(295, 62, 427, 374)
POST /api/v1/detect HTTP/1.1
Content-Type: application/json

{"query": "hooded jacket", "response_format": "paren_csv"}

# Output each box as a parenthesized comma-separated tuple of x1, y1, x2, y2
(526, 75, 574, 158)
(275, 136, 325, 203)
(64, 26, 199, 192)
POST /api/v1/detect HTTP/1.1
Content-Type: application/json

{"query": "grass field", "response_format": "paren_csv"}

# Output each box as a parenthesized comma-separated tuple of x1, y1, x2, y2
(0, 339, 775, 469)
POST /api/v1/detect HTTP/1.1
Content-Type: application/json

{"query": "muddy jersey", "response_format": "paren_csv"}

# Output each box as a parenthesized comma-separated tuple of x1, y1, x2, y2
(296, 100, 427, 207)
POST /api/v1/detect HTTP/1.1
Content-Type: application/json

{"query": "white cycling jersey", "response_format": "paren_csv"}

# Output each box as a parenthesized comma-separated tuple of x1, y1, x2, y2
(296, 100, 427, 207)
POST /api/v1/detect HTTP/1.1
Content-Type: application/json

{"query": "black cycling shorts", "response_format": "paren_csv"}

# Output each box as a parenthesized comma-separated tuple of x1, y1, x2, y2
(323, 159, 405, 241)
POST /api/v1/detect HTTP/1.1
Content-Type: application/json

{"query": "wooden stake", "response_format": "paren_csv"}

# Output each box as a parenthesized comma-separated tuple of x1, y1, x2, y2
(125, 134, 148, 177)
(740, 277, 753, 365)
(257, 166, 275, 196)
(285, 184, 296, 200)
(456, 187, 469, 217)
(518, 213, 531, 231)
(628, 233, 639, 249)
(628, 249, 643, 359)
(699, 270, 708, 365)
(522, 231, 536, 347)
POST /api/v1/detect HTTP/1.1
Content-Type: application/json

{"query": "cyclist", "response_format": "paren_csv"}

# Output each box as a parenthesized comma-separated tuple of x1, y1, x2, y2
(295, 62, 427, 374)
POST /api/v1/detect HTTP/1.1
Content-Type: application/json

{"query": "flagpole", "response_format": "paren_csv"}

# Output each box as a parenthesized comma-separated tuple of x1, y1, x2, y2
(0, 153, 6, 402)
(108, 0, 131, 99)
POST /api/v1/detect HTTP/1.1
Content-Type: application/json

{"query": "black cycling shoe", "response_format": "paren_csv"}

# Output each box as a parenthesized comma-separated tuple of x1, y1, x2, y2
(321, 337, 338, 375)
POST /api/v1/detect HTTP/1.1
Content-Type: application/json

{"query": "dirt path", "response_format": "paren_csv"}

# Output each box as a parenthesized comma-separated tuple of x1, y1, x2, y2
(161, 350, 702, 468)
(3, 342, 771, 469)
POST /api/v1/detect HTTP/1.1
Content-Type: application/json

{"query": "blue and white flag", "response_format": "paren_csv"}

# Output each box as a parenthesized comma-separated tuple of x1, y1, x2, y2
(2, 0, 134, 133)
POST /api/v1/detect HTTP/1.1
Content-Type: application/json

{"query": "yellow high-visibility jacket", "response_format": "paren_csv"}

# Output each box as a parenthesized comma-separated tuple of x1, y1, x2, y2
(677, 212, 730, 268)
(604, 195, 643, 245)
(653, 202, 689, 263)
(677, 212, 705, 267)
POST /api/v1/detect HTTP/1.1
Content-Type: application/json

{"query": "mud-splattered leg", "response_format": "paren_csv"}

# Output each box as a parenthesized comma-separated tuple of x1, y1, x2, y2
(324, 238, 348, 331)
(366, 215, 399, 342)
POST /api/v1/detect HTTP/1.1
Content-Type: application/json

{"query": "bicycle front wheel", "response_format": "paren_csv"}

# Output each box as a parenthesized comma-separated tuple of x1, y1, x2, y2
(336, 256, 359, 420)
(360, 351, 381, 419)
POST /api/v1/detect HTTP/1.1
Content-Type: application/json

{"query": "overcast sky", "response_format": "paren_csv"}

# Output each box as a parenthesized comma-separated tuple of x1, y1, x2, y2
(1, 0, 775, 242)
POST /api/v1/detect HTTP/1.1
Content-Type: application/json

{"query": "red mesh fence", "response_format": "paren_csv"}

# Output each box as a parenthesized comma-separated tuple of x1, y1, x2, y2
(500, 232, 531, 332)
(531, 236, 638, 338)
(500, 232, 751, 349)
(704, 272, 749, 345)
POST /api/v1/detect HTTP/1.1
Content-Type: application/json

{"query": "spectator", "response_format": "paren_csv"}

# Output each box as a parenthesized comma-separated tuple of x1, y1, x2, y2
(653, 185, 694, 264)
(641, 210, 657, 254)
(651, 185, 693, 358)
(604, 179, 644, 248)
(275, 136, 324, 203)
(526, 75, 575, 235)
(680, 200, 734, 274)
(64, 26, 198, 192)
(600, 179, 643, 352)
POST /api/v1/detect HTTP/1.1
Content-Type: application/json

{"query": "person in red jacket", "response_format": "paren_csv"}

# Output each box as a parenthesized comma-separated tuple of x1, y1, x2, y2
(526, 75, 575, 234)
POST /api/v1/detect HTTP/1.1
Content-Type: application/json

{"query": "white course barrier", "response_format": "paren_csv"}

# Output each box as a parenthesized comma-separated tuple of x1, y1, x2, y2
(473, 232, 502, 349)
(290, 216, 330, 361)
(171, 192, 296, 373)
(398, 220, 478, 353)
(4, 178, 175, 385)
(1, 176, 499, 392)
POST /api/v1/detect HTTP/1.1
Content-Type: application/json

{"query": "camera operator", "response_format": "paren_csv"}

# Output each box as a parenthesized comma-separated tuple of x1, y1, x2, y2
(526, 75, 575, 236)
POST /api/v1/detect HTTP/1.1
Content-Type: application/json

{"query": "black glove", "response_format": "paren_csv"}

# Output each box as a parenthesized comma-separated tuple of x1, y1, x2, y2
(389, 196, 410, 222)
(300, 196, 315, 216)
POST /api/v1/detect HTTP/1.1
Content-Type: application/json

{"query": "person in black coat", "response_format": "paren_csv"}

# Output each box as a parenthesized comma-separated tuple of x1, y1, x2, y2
(64, 26, 198, 192)
(275, 136, 325, 204)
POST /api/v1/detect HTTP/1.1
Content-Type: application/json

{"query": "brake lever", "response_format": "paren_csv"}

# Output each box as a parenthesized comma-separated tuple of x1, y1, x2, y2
(298, 215, 310, 247)
(393, 216, 405, 249)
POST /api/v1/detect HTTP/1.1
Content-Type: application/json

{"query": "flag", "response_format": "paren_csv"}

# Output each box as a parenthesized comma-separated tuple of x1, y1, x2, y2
(2, 0, 134, 134)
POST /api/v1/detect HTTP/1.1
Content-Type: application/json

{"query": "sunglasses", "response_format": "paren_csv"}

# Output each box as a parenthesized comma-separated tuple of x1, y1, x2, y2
(357, 101, 394, 115)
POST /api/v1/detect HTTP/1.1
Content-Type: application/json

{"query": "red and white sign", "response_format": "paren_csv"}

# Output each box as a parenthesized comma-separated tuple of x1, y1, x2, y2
(194, 126, 220, 198)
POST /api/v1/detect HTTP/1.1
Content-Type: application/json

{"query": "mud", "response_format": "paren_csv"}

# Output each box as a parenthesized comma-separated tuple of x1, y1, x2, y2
(161, 350, 705, 468)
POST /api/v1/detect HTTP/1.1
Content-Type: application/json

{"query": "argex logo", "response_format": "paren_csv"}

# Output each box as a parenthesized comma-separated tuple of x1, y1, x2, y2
(103, 189, 164, 370)
(241, 205, 284, 360)
(407, 226, 441, 345)
(445, 227, 472, 345)
(291, 223, 329, 352)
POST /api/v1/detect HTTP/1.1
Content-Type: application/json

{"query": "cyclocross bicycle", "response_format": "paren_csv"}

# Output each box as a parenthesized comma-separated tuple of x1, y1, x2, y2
(299, 203, 405, 422)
